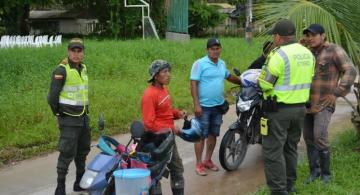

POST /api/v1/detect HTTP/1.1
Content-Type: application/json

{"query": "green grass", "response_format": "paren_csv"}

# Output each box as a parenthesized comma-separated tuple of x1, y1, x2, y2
(0, 38, 262, 166)
(255, 129, 360, 195)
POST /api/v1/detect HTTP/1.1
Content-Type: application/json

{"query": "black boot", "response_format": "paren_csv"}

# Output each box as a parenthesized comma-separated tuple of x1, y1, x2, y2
(287, 182, 297, 194)
(54, 186, 65, 195)
(304, 144, 321, 184)
(319, 149, 331, 184)
(55, 178, 66, 195)
(73, 173, 86, 192)
(172, 188, 184, 195)
(271, 191, 288, 195)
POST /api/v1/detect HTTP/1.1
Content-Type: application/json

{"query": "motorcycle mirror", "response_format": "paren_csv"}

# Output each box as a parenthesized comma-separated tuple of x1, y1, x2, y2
(130, 121, 145, 138)
(233, 68, 241, 76)
(98, 113, 105, 131)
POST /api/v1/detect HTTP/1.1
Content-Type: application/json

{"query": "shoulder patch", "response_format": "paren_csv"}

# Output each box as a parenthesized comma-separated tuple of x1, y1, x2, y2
(54, 74, 64, 80)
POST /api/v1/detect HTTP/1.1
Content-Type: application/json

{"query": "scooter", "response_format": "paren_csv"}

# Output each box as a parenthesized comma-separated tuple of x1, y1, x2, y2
(80, 115, 175, 195)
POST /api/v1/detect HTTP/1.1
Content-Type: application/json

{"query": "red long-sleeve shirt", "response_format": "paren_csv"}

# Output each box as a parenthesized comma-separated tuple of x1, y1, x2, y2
(141, 85, 181, 133)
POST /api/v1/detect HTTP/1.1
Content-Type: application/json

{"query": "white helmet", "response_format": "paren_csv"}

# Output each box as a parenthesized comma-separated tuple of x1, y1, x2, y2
(240, 69, 262, 88)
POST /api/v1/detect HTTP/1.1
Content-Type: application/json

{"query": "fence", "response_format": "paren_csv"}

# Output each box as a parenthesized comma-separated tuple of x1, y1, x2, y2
(0, 35, 62, 48)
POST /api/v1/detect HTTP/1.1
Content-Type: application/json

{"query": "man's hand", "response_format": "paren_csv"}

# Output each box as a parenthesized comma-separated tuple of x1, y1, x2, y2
(323, 94, 337, 106)
(299, 38, 308, 47)
(173, 126, 182, 136)
(178, 110, 187, 119)
(194, 105, 202, 117)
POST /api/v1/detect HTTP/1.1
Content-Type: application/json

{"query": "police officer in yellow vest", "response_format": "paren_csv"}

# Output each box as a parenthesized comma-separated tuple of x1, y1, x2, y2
(258, 19, 315, 195)
(48, 38, 90, 195)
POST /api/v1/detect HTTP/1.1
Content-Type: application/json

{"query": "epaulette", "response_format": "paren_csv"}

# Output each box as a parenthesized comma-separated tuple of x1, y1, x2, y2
(269, 46, 280, 54)
(263, 47, 280, 66)
(59, 58, 68, 66)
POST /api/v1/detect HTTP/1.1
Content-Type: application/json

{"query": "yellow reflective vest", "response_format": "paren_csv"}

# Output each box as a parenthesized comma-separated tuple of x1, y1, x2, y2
(59, 63, 89, 116)
(258, 43, 315, 104)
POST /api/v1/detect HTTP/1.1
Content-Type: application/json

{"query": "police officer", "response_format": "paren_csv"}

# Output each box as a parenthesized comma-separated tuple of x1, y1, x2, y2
(258, 19, 315, 195)
(48, 38, 91, 195)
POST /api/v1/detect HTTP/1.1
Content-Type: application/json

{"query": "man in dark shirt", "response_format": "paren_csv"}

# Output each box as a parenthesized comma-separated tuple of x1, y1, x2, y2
(48, 38, 91, 195)
(248, 41, 274, 69)
(302, 24, 357, 184)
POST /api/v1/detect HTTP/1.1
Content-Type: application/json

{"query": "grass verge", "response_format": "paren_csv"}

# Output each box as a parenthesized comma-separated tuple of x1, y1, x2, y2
(0, 38, 263, 167)
(255, 129, 360, 194)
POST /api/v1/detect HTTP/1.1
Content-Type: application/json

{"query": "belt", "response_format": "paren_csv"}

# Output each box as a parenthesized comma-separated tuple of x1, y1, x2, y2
(277, 102, 305, 108)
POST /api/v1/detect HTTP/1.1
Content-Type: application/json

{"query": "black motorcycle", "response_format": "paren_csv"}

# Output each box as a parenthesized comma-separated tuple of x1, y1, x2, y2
(219, 69, 263, 171)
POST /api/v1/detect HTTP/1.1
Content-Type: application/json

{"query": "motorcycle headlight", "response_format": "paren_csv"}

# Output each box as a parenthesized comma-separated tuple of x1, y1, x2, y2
(237, 98, 253, 112)
(79, 170, 98, 189)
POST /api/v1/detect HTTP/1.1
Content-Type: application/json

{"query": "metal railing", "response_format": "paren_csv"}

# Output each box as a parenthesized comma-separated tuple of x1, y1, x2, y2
(124, 0, 159, 39)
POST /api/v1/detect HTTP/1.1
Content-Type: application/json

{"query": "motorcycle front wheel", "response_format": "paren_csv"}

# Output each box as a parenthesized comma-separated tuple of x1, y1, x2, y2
(219, 129, 248, 171)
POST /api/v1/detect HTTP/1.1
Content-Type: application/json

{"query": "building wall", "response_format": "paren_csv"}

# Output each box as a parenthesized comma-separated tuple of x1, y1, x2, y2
(58, 19, 98, 35)
(59, 20, 79, 34)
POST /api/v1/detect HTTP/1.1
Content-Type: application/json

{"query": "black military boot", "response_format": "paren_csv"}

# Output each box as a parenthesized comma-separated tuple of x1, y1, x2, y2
(319, 149, 331, 184)
(171, 188, 184, 195)
(74, 156, 86, 192)
(55, 178, 66, 195)
(286, 181, 297, 194)
(271, 191, 288, 195)
(304, 145, 321, 184)
(73, 173, 86, 192)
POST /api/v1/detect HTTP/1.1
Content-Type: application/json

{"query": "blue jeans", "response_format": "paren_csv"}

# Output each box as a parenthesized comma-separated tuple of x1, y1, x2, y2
(196, 106, 223, 138)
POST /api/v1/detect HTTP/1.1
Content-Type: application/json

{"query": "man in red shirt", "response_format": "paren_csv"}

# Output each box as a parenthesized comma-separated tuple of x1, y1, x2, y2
(141, 60, 185, 195)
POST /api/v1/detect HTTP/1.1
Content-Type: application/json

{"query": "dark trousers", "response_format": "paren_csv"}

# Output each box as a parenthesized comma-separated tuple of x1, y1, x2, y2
(151, 142, 184, 195)
(262, 106, 305, 193)
(56, 120, 91, 184)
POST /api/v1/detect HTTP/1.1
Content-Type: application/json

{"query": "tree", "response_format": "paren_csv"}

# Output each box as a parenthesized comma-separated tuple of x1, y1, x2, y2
(245, 0, 253, 43)
(254, 0, 360, 65)
(188, 1, 226, 37)
(0, 0, 54, 35)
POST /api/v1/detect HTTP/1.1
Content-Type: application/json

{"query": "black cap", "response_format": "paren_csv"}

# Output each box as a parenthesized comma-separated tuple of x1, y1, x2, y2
(68, 38, 84, 50)
(207, 38, 221, 48)
(268, 19, 296, 36)
(303, 24, 325, 34)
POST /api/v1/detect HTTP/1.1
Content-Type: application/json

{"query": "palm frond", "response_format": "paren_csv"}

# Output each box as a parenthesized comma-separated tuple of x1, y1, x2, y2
(254, 0, 360, 65)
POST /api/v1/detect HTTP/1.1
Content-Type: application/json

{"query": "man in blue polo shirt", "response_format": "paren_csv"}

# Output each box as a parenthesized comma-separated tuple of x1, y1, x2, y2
(190, 38, 241, 176)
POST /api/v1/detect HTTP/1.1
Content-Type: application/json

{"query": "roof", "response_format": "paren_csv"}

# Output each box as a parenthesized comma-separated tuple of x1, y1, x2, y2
(207, 3, 235, 9)
(207, 3, 236, 14)
(29, 9, 96, 20)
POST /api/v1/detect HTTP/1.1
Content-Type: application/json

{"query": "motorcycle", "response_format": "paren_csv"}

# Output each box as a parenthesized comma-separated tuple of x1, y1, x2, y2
(80, 114, 174, 195)
(219, 69, 263, 171)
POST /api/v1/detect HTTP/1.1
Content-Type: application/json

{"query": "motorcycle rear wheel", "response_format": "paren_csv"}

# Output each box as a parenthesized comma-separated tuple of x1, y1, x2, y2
(219, 129, 248, 171)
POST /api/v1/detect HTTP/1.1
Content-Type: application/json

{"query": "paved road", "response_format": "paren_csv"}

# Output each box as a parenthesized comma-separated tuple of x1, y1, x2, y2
(0, 94, 356, 195)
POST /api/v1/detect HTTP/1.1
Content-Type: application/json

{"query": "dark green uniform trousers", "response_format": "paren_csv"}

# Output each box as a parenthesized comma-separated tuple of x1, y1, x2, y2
(150, 142, 184, 195)
(56, 116, 91, 185)
(262, 106, 305, 194)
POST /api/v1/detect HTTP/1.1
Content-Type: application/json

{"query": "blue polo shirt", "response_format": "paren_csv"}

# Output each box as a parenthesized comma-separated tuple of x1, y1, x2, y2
(190, 55, 230, 107)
